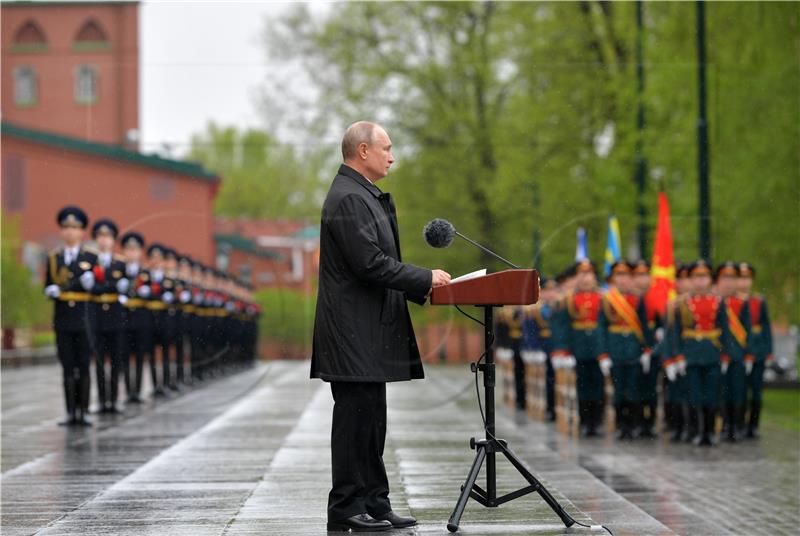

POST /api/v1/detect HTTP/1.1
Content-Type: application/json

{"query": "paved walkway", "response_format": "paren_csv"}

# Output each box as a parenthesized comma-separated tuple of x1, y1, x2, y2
(1, 360, 797, 535)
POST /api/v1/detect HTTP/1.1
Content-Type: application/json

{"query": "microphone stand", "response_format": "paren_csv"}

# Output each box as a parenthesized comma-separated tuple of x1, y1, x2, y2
(454, 231, 520, 269)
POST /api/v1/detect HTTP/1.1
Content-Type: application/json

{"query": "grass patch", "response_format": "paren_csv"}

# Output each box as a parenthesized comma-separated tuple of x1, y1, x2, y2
(761, 388, 800, 432)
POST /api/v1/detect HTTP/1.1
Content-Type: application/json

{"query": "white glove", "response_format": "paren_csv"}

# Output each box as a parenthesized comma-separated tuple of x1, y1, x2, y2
(226, 301, 236, 312)
(116, 278, 130, 294)
(118, 294, 128, 305)
(655, 327, 665, 343)
(665, 362, 678, 382)
(677, 359, 687, 376)
(721, 361, 729, 375)
(640, 351, 652, 374)
(599, 356, 612, 377)
(532, 350, 547, 364)
(137, 285, 151, 298)
(193, 292, 204, 305)
(495, 348, 513, 361)
(45, 284, 61, 299)
(79, 270, 95, 291)
(565, 355, 577, 370)
(521, 350, 536, 364)
(745, 360, 753, 375)
(162, 291, 175, 304)
(180, 290, 191, 304)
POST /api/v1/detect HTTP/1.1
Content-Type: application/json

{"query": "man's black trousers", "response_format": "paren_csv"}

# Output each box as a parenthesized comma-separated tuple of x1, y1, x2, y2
(327, 381, 391, 522)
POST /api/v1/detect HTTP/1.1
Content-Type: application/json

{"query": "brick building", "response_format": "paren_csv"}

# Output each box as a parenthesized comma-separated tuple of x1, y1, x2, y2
(1, 1, 219, 269)
(214, 218, 319, 292)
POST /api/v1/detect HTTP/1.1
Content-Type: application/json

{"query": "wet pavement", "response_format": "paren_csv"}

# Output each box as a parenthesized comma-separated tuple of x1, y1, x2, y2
(2, 361, 797, 535)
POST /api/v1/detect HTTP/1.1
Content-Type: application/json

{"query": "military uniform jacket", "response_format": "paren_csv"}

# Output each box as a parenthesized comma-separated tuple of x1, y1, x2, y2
(675, 293, 730, 367)
(722, 295, 752, 363)
(311, 164, 432, 382)
(746, 294, 773, 361)
(599, 288, 651, 365)
(552, 290, 604, 362)
(44, 245, 98, 332)
(93, 254, 127, 331)
(522, 303, 553, 353)
(122, 265, 153, 331)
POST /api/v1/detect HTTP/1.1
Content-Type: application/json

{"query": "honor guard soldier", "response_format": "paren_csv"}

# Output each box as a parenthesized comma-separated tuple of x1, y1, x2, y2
(120, 232, 155, 403)
(190, 261, 208, 381)
(44, 206, 98, 426)
(162, 248, 182, 390)
(738, 262, 772, 438)
(552, 260, 605, 437)
(91, 219, 128, 413)
(716, 262, 752, 442)
(663, 263, 692, 442)
(598, 262, 652, 440)
(522, 277, 558, 421)
(145, 243, 172, 396)
(673, 260, 728, 446)
(176, 254, 196, 385)
(630, 260, 660, 437)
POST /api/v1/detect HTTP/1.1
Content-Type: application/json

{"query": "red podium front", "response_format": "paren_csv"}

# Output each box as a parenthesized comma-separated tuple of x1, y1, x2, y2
(430, 269, 539, 306)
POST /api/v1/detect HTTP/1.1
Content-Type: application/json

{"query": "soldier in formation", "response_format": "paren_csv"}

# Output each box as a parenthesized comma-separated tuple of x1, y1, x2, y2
(44, 206, 261, 426)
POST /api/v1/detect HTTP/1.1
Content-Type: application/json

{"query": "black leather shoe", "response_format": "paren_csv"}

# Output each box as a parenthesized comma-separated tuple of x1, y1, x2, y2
(326, 513, 392, 532)
(372, 510, 417, 528)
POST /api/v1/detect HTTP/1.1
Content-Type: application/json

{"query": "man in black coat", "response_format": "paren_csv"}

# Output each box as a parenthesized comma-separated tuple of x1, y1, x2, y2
(312, 121, 451, 532)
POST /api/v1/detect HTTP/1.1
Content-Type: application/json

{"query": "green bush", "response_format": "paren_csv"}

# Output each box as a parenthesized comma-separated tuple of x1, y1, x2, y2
(32, 331, 55, 348)
(255, 287, 316, 345)
(1, 212, 51, 329)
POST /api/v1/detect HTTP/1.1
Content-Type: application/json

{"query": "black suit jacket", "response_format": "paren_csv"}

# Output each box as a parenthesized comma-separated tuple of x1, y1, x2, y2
(311, 164, 432, 382)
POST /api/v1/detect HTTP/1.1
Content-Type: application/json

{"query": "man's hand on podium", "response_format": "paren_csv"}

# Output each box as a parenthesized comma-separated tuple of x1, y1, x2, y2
(431, 269, 451, 287)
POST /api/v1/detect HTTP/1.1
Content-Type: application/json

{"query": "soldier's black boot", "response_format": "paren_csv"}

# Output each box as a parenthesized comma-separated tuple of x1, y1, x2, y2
(579, 401, 591, 437)
(724, 404, 737, 442)
(630, 402, 643, 439)
(58, 375, 78, 426)
(640, 401, 657, 439)
(663, 402, 674, 432)
(77, 374, 93, 426)
(696, 407, 714, 446)
(588, 400, 603, 437)
(746, 401, 761, 439)
(614, 403, 628, 440)
(686, 405, 699, 443)
(669, 404, 684, 442)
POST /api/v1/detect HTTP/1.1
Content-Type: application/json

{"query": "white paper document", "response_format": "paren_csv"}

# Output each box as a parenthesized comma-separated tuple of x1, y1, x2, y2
(450, 268, 487, 284)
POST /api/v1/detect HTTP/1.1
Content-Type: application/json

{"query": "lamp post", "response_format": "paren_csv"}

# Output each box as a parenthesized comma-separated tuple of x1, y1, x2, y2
(697, 0, 711, 260)
(635, 0, 648, 259)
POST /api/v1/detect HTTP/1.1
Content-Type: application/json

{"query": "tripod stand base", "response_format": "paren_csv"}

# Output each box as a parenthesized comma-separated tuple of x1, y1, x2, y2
(446, 438, 576, 533)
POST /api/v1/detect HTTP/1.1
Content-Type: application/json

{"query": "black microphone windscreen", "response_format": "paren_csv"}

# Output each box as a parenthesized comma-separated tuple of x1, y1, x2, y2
(423, 219, 456, 248)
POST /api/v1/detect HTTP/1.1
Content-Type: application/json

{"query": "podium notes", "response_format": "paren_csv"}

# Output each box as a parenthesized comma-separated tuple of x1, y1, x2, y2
(449, 268, 487, 284)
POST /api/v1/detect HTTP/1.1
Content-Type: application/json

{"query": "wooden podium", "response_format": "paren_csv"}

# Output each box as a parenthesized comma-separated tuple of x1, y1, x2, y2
(430, 269, 576, 532)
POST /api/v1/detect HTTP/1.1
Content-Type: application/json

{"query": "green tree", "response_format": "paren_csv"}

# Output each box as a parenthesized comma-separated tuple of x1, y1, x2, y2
(188, 122, 328, 220)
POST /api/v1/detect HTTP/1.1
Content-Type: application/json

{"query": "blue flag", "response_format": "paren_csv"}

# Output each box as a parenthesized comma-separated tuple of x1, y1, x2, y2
(575, 227, 588, 261)
(604, 215, 622, 277)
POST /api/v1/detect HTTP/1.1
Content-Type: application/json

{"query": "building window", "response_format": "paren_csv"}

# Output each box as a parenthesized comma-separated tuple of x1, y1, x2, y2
(2, 155, 26, 212)
(13, 20, 48, 52)
(74, 65, 97, 104)
(13, 67, 37, 106)
(74, 19, 111, 51)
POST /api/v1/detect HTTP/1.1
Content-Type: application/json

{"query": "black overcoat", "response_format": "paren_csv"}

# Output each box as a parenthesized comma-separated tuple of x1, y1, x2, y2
(311, 164, 432, 382)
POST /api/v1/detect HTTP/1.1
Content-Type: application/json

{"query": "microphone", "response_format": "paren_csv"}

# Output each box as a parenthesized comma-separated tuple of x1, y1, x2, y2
(423, 219, 520, 269)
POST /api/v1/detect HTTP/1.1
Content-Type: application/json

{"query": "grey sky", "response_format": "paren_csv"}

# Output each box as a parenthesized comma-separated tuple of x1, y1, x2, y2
(140, 1, 323, 157)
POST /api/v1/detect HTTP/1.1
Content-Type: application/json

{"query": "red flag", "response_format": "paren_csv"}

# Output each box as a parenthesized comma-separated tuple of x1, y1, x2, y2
(647, 192, 676, 316)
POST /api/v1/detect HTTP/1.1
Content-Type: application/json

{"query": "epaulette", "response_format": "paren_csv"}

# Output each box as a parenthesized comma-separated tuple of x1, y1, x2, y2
(48, 246, 63, 257)
(82, 245, 99, 254)
(114, 254, 126, 262)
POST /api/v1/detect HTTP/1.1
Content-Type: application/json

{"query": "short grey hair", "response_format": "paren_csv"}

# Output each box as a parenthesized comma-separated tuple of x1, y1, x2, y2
(341, 121, 380, 161)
